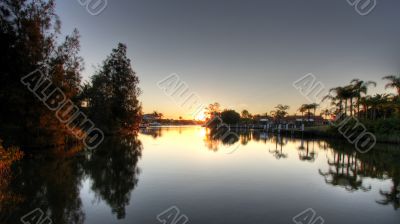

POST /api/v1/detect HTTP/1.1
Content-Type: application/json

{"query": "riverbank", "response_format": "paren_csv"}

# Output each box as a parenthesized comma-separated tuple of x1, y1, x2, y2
(292, 125, 400, 144)
(226, 124, 400, 144)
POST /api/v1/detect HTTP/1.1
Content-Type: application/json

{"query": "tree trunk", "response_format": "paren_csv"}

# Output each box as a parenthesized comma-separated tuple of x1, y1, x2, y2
(314, 108, 316, 124)
(373, 108, 376, 120)
(350, 98, 353, 117)
(363, 104, 367, 120)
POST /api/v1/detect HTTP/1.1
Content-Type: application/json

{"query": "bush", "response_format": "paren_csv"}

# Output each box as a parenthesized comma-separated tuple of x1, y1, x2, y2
(221, 110, 241, 125)
(0, 140, 24, 174)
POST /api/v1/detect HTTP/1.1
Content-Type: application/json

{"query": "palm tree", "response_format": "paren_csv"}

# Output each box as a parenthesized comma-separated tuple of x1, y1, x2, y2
(367, 94, 390, 120)
(342, 85, 356, 117)
(324, 87, 345, 116)
(376, 94, 392, 119)
(306, 104, 312, 121)
(298, 105, 307, 121)
(383, 75, 400, 96)
(359, 96, 370, 120)
(299, 103, 319, 122)
(152, 111, 163, 121)
(310, 103, 319, 121)
(351, 79, 377, 117)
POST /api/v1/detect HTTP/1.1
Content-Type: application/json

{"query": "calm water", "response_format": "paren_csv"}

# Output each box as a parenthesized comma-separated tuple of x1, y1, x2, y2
(1, 126, 400, 224)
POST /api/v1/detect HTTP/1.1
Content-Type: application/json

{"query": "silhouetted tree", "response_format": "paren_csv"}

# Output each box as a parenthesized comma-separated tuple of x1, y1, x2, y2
(383, 75, 400, 96)
(270, 104, 289, 123)
(0, 0, 84, 147)
(206, 102, 221, 118)
(221, 110, 240, 125)
(85, 43, 142, 134)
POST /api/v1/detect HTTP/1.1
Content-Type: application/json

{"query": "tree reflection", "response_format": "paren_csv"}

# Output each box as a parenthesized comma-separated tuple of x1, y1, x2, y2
(251, 131, 269, 143)
(377, 178, 400, 210)
(318, 140, 400, 199)
(3, 128, 400, 222)
(319, 151, 371, 192)
(1, 135, 143, 223)
(139, 127, 162, 139)
(239, 130, 252, 146)
(203, 128, 240, 152)
(0, 142, 24, 222)
(269, 135, 288, 160)
(5, 144, 86, 224)
(375, 151, 400, 210)
(298, 139, 318, 162)
(83, 135, 142, 219)
(202, 129, 400, 210)
(204, 132, 220, 152)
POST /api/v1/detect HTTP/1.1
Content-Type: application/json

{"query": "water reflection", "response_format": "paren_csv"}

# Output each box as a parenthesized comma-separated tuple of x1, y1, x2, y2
(150, 127, 400, 211)
(201, 128, 400, 210)
(269, 135, 288, 160)
(1, 135, 142, 224)
(140, 127, 162, 139)
(83, 136, 142, 219)
(319, 151, 372, 192)
(298, 139, 318, 162)
(5, 144, 86, 224)
(378, 180, 400, 210)
(1, 127, 399, 224)
(321, 139, 400, 210)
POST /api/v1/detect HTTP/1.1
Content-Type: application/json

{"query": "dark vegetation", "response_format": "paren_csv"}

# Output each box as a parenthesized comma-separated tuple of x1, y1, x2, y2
(0, 0, 142, 148)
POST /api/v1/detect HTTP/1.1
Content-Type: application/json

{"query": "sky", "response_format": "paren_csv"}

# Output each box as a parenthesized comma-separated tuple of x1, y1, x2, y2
(56, 0, 400, 119)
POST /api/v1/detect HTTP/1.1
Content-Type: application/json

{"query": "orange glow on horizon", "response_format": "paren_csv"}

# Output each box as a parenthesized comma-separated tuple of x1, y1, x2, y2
(194, 109, 207, 121)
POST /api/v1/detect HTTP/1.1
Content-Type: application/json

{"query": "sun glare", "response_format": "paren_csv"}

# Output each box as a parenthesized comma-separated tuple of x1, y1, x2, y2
(194, 109, 206, 121)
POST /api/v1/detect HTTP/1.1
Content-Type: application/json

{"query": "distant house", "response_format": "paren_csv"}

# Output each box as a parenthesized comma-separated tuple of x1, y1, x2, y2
(258, 117, 270, 124)
(142, 114, 157, 123)
(283, 115, 326, 125)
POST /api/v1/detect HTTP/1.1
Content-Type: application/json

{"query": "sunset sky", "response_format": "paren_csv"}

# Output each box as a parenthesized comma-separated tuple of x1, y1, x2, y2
(56, 0, 400, 119)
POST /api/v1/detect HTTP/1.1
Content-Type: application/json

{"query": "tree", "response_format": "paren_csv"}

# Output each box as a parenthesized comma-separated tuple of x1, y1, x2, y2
(87, 43, 142, 133)
(310, 103, 319, 121)
(342, 85, 355, 117)
(51, 29, 84, 101)
(241, 110, 251, 119)
(152, 111, 163, 120)
(351, 79, 376, 117)
(298, 105, 307, 120)
(206, 102, 221, 118)
(324, 87, 346, 116)
(299, 104, 318, 122)
(271, 105, 289, 123)
(0, 0, 86, 146)
(220, 110, 240, 125)
(383, 75, 400, 96)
